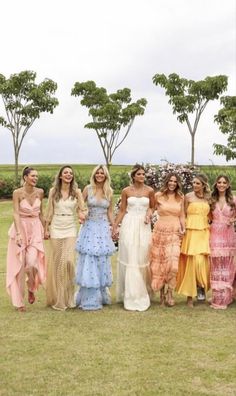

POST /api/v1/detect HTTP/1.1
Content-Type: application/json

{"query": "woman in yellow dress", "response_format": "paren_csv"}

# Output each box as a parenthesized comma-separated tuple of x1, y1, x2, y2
(176, 174, 211, 307)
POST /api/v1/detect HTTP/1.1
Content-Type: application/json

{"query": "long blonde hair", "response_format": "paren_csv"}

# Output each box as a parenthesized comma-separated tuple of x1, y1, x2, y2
(52, 165, 78, 202)
(90, 165, 113, 201)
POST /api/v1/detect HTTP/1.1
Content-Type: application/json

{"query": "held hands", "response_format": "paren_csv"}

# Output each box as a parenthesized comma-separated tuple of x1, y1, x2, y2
(112, 224, 119, 241)
(44, 229, 50, 240)
(78, 211, 87, 225)
(179, 228, 186, 236)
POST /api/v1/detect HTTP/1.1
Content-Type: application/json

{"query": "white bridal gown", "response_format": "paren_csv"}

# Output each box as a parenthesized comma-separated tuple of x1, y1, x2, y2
(116, 196, 151, 311)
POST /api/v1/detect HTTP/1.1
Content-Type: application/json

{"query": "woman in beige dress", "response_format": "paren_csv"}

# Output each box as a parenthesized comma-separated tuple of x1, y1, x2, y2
(45, 165, 85, 311)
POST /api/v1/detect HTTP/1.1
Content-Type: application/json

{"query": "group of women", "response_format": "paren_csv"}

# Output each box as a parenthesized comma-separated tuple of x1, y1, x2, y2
(6, 164, 236, 312)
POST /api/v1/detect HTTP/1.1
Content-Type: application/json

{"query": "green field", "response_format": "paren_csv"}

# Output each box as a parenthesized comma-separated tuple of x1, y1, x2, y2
(0, 164, 131, 178)
(1, 200, 236, 395)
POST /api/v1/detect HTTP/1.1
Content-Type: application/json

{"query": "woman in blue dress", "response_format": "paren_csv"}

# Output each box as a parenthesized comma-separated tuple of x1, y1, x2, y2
(75, 165, 115, 310)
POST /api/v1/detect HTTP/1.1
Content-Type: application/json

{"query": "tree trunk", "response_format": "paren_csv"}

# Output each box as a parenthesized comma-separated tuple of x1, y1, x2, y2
(191, 133, 195, 165)
(14, 149, 19, 187)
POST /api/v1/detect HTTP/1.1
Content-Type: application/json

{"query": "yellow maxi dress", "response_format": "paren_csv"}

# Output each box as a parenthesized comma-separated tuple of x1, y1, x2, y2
(176, 201, 210, 297)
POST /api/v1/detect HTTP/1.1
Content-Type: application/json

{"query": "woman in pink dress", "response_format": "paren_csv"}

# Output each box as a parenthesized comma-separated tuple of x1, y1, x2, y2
(6, 167, 46, 311)
(150, 173, 185, 306)
(209, 175, 236, 309)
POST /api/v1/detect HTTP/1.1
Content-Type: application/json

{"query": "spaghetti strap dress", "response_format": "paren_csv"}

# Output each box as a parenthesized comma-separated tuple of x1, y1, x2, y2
(75, 187, 115, 310)
(209, 198, 236, 309)
(6, 198, 46, 308)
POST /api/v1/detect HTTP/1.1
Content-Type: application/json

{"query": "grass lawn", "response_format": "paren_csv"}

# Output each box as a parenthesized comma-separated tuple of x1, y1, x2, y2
(1, 201, 236, 396)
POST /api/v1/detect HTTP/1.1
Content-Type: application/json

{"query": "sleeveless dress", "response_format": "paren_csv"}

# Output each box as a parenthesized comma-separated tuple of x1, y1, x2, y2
(116, 196, 151, 311)
(176, 201, 210, 298)
(150, 196, 183, 291)
(6, 198, 46, 308)
(75, 188, 115, 310)
(209, 199, 236, 309)
(46, 197, 78, 310)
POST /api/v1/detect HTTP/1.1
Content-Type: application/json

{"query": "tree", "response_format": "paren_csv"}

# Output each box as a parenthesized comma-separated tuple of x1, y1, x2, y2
(0, 70, 59, 184)
(152, 73, 228, 165)
(71, 81, 147, 169)
(213, 96, 236, 161)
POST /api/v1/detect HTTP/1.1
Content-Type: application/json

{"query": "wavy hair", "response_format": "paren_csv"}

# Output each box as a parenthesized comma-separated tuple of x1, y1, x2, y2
(194, 173, 211, 200)
(90, 165, 113, 201)
(160, 172, 183, 201)
(210, 175, 235, 210)
(52, 165, 78, 202)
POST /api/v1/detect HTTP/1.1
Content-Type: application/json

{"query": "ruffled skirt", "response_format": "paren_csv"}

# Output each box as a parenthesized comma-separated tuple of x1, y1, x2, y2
(176, 228, 210, 297)
(75, 218, 115, 310)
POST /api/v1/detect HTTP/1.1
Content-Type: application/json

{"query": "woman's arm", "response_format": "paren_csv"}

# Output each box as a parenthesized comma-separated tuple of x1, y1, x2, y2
(145, 188, 155, 224)
(44, 188, 54, 238)
(184, 193, 190, 215)
(38, 188, 45, 228)
(12, 190, 23, 246)
(113, 188, 128, 229)
(107, 196, 114, 226)
(77, 188, 87, 223)
(179, 197, 186, 234)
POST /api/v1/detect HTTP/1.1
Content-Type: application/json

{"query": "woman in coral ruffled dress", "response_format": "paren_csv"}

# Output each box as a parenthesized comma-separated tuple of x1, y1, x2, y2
(209, 175, 236, 309)
(176, 174, 211, 307)
(150, 173, 185, 307)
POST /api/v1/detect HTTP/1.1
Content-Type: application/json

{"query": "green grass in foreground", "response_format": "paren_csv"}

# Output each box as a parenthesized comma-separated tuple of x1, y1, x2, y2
(1, 201, 236, 396)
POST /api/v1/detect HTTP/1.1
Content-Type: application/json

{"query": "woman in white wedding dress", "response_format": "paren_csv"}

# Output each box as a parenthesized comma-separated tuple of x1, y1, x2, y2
(113, 164, 155, 311)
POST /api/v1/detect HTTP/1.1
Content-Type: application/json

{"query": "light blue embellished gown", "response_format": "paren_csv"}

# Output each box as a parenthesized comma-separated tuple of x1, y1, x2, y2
(75, 187, 115, 310)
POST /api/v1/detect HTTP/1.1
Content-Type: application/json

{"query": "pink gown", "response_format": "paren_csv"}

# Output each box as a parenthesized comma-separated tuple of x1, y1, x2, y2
(6, 198, 46, 308)
(210, 199, 236, 309)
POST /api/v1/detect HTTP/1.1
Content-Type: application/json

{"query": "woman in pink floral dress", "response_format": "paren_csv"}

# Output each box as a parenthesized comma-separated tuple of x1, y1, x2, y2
(209, 175, 236, 309)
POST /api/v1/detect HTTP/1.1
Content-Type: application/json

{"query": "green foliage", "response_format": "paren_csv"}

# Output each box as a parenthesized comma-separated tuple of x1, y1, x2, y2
(0, 176, 19, 198)
(214, 96, 236, 161)
(152, 73, 228, 164)
(0, 70, 59, 183)
(71, 81, 147, 167)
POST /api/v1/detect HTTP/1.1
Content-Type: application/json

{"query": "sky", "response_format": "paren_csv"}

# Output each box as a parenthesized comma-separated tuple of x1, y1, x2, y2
(0, 0, 235, 166)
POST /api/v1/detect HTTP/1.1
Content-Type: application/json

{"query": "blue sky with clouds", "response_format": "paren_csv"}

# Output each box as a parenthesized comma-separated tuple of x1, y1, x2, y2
(0, 0, 235, 166)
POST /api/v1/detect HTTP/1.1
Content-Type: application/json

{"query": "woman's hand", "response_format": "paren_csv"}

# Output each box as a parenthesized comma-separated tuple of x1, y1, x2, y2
(78, 212, 86, 224)
(15, 233, 22, 247)
(144, 214, 151, 224)
(44, 230, 50, 240)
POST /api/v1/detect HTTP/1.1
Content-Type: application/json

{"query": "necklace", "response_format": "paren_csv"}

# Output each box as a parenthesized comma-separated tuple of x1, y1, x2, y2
(132, 185, 145, 197)
(195, 192, 204, 199)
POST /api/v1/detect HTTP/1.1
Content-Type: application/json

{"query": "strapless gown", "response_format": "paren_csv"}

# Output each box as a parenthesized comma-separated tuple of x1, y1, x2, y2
(117, 196, 151, 311)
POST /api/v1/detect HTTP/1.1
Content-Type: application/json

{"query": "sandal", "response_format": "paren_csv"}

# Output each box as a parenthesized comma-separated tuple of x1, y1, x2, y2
(17, 306, 26, 312)
(187, 296, 194, 308)
(166, 289, 175, 307)
(28, 291, 35, 304)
